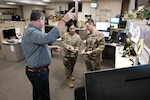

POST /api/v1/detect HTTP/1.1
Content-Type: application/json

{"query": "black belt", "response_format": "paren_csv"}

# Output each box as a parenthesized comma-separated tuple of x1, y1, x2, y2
(26, 65, 48, 72)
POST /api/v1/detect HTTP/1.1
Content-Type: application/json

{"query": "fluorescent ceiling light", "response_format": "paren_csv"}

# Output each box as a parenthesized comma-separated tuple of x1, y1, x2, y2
(6, 2, 16, 5)
(73, 0, 81, 1)
(42, 0, 51, 2)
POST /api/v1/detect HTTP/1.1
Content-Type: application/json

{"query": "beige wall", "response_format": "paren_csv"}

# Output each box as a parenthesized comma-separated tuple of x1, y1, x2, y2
(22, 0, 122, 22)
(23, 5, 44, 21)
(0, 0, 123, 22)
(79, 0, 122, 22)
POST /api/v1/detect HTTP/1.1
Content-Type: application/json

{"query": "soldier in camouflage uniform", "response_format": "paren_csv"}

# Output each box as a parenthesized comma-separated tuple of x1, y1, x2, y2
(62, 23, 81, 88)
(81, 19, 105, 71)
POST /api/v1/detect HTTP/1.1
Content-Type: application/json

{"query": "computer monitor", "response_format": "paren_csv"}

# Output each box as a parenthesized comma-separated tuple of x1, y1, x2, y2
(12, 15, 20, 21)
(119, 21, 127, 28)
(110, 23, 118, 29)
(110, 18, 120, 29)
(110, 18, 120, 24)
(96, 22, 110, 31)
(3, 28, 16, 39)
(99, 31, 110, 41)
(99, 31, 110, 38)
(85, 64, 150, 100)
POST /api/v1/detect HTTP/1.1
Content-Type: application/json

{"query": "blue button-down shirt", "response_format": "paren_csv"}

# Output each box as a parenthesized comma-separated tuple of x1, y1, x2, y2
(21, 24, 60, 67)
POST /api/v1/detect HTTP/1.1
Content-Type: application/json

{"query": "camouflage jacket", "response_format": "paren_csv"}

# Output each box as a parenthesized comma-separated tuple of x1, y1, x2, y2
(85, 29, 105, 60)
(62, 32, 82, 57)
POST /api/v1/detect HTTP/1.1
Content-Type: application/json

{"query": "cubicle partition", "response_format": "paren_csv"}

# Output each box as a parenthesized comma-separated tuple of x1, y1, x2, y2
(0, 21, 25, 62)
(74, 20, 150, 100)
(84, 64, 150, 100)
(126, 20, 150, 65)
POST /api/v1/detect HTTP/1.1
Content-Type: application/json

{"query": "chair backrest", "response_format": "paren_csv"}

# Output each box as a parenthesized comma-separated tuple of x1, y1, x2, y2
(118, 32, 127, 43)
(110, 31, 120, 43)
(74, 86, 85, 100)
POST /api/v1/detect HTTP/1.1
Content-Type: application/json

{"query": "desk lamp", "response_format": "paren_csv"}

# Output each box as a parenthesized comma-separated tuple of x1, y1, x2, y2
(123, 38, 131, 50)
(122, 38, 136, 57)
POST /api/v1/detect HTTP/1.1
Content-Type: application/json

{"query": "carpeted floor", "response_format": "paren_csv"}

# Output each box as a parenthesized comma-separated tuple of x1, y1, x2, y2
(0, 43, 114, 100)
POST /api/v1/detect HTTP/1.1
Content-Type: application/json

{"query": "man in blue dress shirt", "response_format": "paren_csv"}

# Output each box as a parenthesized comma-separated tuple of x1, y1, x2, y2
(21, 7, 76, 100)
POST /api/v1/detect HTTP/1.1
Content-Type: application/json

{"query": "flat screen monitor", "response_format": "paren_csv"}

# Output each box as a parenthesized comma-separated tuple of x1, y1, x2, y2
(99, 31, 110, 38)
(85, 64, 150, 100)
(119, 21, 127, 28)
(110, 23, 118, 29)
(3, 29, 16, 39)
(96, 22, 110, 31)
(110, 18, 120, 24)
(12, 15, 20, 21)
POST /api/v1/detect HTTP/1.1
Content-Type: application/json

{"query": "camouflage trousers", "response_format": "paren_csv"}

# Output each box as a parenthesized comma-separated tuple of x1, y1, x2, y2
(63, 56, 77, 79)
(86, 60, 101, 71)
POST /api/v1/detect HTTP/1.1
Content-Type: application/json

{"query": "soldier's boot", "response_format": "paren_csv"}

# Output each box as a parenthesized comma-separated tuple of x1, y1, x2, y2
(67, 78, 74, 88)
(70, 75, 75, 81)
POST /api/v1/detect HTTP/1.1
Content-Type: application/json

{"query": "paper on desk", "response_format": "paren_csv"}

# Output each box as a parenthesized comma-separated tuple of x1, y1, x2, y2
(15, 27, 21, 34)
(10, 45, 14, 52)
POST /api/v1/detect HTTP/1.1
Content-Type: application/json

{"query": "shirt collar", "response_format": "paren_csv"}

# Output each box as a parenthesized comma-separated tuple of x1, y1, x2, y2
(28, 24, 41, 31)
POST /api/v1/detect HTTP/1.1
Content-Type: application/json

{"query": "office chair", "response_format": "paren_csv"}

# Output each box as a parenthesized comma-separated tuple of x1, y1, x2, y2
(74, 86, 85, 100)
(110, 31, 120, 43)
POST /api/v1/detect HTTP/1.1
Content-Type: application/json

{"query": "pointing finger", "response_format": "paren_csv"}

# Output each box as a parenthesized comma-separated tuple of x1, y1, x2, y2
(68, 7, 75, 13)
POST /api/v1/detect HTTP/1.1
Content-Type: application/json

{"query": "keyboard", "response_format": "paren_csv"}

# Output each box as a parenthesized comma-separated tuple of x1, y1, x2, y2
(7, 39, 19, 43)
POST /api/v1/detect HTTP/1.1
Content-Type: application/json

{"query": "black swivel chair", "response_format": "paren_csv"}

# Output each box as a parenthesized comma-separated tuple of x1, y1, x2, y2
(74, 86, 86, 100)
(110, 31, 120, 43)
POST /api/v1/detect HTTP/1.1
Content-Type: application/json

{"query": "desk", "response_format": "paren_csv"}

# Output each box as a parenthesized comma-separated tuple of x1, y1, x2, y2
(104, 43, 135, 69)
(3, 42, 24, 62)
(115, 45, 134, 69)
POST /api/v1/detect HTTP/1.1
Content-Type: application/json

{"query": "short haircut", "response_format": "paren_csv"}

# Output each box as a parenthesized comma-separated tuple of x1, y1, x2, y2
(69, 23, 75, 28)
(85, 19, 95, 26)
(30, 10, 45, 21)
